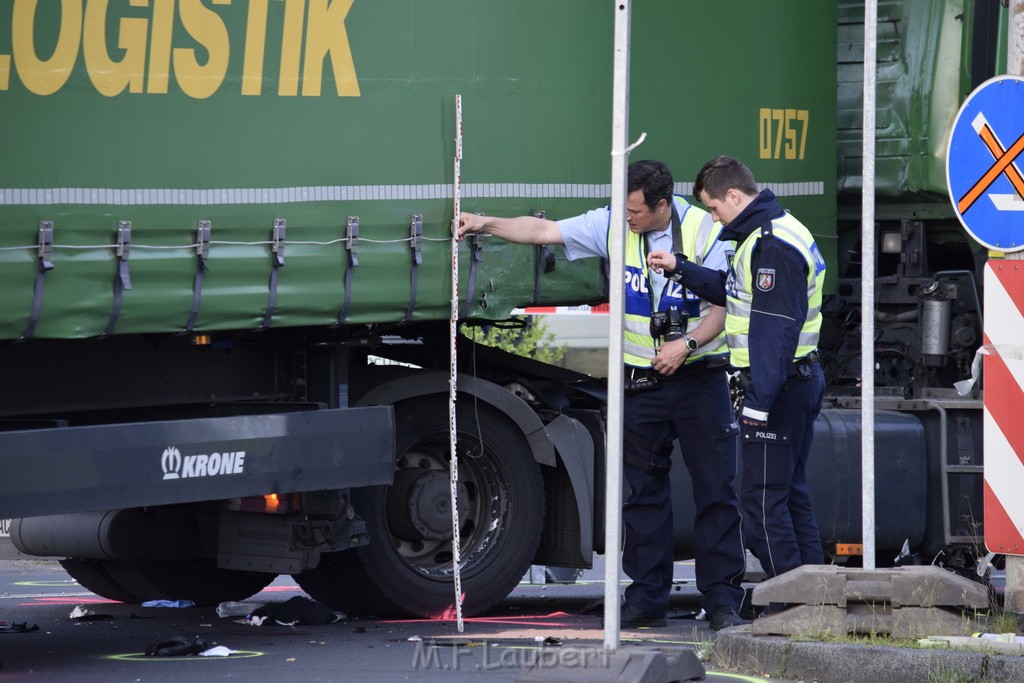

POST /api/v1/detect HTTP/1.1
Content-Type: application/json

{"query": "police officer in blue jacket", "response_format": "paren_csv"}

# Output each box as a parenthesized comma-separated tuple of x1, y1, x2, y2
(649, 156, 827, 579)
(458, 160, 748, 631)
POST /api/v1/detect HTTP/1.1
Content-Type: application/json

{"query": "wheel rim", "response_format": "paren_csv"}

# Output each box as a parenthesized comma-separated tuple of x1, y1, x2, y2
(380, 434, 507, 579)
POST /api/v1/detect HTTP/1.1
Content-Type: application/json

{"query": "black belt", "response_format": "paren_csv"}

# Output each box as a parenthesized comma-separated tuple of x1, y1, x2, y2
(625, 355, 728, 383)
(736, 350, 820, 380)
(676, 354, 730, 378)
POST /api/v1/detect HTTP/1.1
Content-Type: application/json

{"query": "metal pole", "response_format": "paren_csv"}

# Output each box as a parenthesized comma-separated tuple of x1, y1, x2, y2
(1002, 0, 1024, 616)
(1010, 0, 1024, 77)
(603, 0, 631, 651)
(861, 0, 878, 571)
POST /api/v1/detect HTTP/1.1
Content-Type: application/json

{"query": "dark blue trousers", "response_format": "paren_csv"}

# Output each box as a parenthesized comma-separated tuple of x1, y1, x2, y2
(621, 368, 745, 617)
(740, 362, 825, 578)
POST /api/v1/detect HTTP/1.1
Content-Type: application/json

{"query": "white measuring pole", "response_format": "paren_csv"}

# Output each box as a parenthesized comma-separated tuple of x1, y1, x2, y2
(861, 0, 878, 570)
(604, 0, 632, 651)
(449, 93, 465, 632)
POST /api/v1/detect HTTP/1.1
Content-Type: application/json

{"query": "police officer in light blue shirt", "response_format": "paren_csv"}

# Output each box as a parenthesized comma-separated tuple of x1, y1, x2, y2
(458, 160, 748, 631)
(559, 203, 730, 291)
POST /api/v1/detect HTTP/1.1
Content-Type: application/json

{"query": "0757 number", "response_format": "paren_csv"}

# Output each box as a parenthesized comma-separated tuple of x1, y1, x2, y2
(759, 108, 809, 160)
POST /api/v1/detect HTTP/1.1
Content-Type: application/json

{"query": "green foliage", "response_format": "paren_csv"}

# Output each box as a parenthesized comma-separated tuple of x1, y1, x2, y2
(465, 317, 568, 365)
(925, 664, 974, 683)
(986, 610, 1022, 636)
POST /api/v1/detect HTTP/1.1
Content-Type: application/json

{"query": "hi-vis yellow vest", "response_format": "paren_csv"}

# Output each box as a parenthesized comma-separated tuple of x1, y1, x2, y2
(616, 197, 730, 368)
(725, 212, 826, 368)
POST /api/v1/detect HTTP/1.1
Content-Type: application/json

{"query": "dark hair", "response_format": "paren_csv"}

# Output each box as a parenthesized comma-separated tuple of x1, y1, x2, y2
(692, 156, 758, 201)
(627, 159, 674, 210)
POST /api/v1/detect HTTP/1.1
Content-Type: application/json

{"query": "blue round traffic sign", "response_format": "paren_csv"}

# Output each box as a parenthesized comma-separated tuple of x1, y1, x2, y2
(947, 76, 1024, 252)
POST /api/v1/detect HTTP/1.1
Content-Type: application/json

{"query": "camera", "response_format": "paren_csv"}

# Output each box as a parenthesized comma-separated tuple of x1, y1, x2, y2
(650, 307, 687, 343)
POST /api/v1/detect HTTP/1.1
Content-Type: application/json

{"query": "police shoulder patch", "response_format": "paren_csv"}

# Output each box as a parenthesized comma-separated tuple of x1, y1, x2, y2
(756, 268, 776, 292)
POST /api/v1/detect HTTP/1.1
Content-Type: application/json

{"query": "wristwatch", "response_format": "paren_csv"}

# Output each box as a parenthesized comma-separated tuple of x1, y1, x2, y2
(684, 336, 699, 352)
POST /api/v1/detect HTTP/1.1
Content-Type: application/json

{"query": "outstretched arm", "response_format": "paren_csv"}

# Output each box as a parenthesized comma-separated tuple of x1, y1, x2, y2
(457, 212, 564, 245)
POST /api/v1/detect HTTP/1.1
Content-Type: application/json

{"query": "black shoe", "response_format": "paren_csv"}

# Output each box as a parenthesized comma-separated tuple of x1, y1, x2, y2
(615, 604, 667, 629)
(580, 598, 606, 616)
(708, 605, 749, 631)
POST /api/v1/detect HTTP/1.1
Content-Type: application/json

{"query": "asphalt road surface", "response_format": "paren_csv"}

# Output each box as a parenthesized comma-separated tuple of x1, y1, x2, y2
(0, 556, 784, 682)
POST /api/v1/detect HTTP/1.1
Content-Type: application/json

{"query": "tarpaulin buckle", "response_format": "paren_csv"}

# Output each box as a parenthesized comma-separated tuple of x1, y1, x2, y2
(337, 216, 360, 325)
(103, 221, 132, 336)
(345, 215, 359, 267)
(406, 214, 423, 321)
(183, 220, 211, 333)
(259, 218, 286, 330)
(20, 221, 55, 340)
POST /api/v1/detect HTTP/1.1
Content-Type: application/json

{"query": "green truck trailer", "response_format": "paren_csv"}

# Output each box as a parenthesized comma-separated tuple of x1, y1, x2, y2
(0, 0, 1001, 617)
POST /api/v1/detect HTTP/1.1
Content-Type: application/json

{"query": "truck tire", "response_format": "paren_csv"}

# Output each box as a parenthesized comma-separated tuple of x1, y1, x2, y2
(295, 397, 545, 618)
(61, 558, 274, 606)
(60, 558, 147, 603)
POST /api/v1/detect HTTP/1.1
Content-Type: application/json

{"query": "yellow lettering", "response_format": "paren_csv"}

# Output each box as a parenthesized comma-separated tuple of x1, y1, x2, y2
(797, 109, 809, 160)
(784, 109, 797, 160)
(83, 0, 149, 97)
(278, 0, 305, 96)
(174, 0, 230, 99)
(147, 0, 176, 93)
(758, 108, 772, 160)
(302, 0, 359, 97)
(759, 108, 810, 161)
(772, 109, 784, 159)
(12, 0, 82, 96)
(241, 0, 269, 96)
(4, 0, 362, 99)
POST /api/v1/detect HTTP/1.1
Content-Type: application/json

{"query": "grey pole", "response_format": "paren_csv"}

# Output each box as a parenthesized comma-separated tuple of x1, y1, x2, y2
(1001, 0, 1024, 616)
(604, 0, 632, 651)
(1010, 0, 1024, 77)
(861, 0, 878, 571)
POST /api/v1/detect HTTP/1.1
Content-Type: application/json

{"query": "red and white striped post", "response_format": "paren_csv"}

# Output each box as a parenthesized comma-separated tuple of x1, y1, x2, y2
(985, 258, 1024, 613)
(993, 0, 1024, 616)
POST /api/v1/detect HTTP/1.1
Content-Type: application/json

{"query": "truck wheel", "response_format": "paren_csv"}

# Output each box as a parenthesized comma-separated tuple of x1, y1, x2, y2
(60, 558, 146, 603)
(61, 558, 274, 606)
(110, 559, 275, 606)
(295, 397, 545, 618)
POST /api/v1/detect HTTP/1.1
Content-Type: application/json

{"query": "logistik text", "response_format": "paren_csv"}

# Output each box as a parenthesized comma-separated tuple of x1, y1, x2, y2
(0, 0, 359, 98)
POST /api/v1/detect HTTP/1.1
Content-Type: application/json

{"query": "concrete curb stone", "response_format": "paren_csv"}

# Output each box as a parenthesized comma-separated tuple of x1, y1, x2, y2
(714, 626, 1024, 682)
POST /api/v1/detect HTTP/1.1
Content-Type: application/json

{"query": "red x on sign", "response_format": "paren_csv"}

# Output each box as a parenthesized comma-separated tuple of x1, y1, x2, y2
(957, 114, 1024, 214)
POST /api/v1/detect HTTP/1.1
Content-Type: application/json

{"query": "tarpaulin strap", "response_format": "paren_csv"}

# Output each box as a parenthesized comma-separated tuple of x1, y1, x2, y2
(337, 216, 359, 324)
(259, 218, 286, 330)
(600, 257, 611, 300)
(406, 214, 423, 321)
(530, 211, 556, 305)
(104, 221, 132, 336)
(532, 245, 556, 304)
(21, 221, 55, 340)
(459, 233, 483, 317)
(184, 220, 211, 333)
